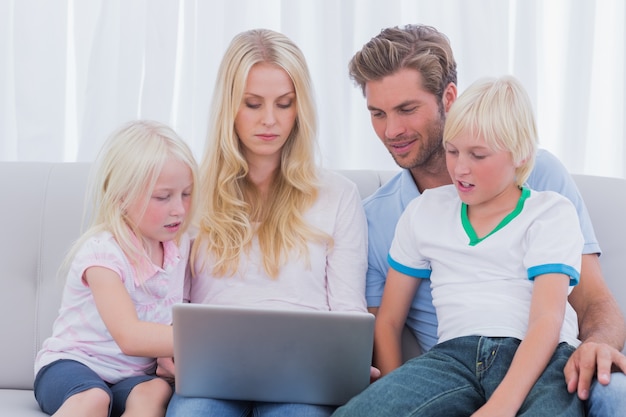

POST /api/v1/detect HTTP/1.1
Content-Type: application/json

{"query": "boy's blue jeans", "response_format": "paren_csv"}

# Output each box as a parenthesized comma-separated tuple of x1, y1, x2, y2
(587, 371, 626, 416)
(333, 336, 584, 417)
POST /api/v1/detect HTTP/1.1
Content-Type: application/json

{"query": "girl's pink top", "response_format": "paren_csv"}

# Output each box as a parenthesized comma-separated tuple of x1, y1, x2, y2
(34, 231, 190, 383)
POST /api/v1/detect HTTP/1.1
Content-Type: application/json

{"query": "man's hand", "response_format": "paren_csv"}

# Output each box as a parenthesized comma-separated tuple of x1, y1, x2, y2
(564, 341, 626, 400)
(157, 356, 176, 383)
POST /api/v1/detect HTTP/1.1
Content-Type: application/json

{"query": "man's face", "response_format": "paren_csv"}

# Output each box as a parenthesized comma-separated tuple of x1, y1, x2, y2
(364, 68, 450, 170)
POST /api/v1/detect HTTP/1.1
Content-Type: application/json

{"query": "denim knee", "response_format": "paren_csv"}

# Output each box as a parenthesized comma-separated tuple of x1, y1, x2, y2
(586, 372, 626, 417)
(255, 402, 335, 417)
(165, 394, 251, 417)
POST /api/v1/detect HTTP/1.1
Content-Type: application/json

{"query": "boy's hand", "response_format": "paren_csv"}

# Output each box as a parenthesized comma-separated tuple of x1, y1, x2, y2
(370, 366, 381, 383)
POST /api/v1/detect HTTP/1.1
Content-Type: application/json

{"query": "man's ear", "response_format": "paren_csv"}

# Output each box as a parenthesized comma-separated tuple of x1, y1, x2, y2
(442, 82, 457, 113)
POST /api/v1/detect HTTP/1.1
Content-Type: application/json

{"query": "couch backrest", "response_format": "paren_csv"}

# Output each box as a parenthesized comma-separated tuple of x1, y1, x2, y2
(1, 162, 91, 389)
(1, 163, 624, 390)
(572, 174, 626, 347)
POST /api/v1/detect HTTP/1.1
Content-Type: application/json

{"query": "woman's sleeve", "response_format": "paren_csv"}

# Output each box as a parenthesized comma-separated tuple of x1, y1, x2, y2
(326, 178, 368, 312)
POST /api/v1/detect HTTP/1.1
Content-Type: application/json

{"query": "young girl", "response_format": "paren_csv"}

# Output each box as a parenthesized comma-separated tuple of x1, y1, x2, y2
(164, 29, 368, 417)
(34, 120, 198, 417)
(333, 76, 585, 416)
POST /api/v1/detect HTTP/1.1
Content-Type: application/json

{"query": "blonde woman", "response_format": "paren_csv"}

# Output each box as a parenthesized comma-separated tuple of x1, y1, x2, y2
(34, 120, 198, 417)
(164, 29, 368, 417)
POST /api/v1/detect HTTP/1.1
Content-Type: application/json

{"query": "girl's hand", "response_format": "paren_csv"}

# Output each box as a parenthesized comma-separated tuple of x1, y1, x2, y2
(156, 356, 176, 382)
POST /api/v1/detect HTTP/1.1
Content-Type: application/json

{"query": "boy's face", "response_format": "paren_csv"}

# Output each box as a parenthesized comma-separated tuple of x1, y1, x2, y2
(363, 68, 452, 170)
(444, 130, 519, 210)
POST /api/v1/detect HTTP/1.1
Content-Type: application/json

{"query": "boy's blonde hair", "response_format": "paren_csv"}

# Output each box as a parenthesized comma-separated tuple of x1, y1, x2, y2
(443, 76, 538, 187)
(193, 28, 331, 278)
(62, 120, 198, 279)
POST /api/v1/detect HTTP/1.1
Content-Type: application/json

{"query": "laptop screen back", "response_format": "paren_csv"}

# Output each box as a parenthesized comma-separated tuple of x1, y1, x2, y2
(172, 303, 374, 405)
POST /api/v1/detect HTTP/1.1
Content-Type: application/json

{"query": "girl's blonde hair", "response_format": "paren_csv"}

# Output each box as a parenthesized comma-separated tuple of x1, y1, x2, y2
(193, 28, 331, 278)
(61, 120, 198, 279)
(443, 75, 538, 187)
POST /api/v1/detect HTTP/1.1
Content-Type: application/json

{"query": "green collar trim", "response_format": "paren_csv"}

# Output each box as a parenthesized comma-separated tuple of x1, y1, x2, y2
(462, 187, 530, 246)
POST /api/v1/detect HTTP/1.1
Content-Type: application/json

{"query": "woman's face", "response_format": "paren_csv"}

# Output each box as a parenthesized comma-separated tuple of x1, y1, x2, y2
(234, 62, 297, 167)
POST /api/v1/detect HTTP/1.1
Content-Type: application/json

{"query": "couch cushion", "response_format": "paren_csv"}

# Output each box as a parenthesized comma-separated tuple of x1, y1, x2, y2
(0, 389, 48, 416)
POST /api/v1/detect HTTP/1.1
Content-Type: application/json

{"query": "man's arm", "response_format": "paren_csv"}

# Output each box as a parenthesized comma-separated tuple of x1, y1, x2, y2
(565, 253, 626, 399)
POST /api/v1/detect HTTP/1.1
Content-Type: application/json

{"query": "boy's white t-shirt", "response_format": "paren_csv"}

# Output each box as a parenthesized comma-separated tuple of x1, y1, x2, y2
(389, 185, 583, 347)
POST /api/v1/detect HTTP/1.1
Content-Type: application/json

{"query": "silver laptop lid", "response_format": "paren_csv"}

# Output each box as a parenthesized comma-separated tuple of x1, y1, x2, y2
(172, 303, 374, 405)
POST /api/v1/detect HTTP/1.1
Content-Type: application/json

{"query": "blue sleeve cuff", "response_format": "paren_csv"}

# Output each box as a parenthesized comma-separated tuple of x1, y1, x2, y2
(527, 263, 580, 286)
(387, 254, 431, 279)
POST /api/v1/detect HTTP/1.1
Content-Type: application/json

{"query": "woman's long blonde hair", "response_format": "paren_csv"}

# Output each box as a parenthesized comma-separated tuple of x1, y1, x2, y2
(193, 29, 331, 278)
(61, 120, 198, 280)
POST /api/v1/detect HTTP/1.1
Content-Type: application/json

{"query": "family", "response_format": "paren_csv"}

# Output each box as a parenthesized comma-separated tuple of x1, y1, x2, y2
(32, 24, 626, 417)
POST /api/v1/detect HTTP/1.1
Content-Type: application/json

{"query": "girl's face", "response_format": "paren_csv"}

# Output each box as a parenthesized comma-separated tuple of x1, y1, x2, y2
(234, 62, 297, 168)
(126, 157, 193, 254)
(445, 129, 519, 211)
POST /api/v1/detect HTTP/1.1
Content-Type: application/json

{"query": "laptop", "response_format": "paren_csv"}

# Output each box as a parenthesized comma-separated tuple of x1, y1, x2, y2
(172, 303, 375, 406)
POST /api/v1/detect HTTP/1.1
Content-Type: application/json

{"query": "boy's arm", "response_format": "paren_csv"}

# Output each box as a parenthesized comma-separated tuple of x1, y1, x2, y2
(472, 273, 570, 417)
(374, 268, 421, 375)
(529, 151, 626, 396)
(565, 253, 626, 399)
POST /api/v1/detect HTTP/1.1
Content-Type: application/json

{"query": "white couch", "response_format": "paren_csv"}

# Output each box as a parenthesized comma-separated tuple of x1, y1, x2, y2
(1, 162, 625, 416)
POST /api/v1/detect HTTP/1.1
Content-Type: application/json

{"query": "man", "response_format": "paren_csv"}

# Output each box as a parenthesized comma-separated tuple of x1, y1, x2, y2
(343, 24, 626, 416)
